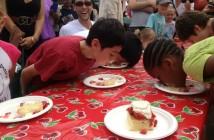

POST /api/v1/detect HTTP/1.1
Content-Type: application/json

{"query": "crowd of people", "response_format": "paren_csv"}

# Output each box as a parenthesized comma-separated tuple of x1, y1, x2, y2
(0, 0, 214, 138)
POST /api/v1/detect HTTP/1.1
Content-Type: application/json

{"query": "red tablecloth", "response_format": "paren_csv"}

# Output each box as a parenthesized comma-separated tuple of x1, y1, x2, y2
(0, 60, 211, 140)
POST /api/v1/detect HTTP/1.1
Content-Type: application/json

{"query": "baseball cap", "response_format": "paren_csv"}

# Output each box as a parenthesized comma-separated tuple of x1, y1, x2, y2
(157, 0, 171, 4)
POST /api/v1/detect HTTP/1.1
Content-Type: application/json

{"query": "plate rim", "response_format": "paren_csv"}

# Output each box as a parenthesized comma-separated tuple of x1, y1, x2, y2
(154, 80, 206, 95)
(0, 96, 53, 123)
(104, 104, 178, 140)
(101, 63, 128, 69)
(83, 74, 126, 88)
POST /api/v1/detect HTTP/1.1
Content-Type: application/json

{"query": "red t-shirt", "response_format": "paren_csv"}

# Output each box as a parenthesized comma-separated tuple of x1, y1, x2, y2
(26, 36, 95, 86)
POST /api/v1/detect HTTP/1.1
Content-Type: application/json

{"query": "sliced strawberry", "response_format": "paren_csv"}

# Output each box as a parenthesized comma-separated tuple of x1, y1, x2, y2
(126, 107, 134, 115)
(42, 101, 49, 109)
(154, 119, 158, 127)
(140, 129, 147, 135)
(133, 112, 147, 120)
(98, 77, 104, 80)
(90, 80, 96, 84)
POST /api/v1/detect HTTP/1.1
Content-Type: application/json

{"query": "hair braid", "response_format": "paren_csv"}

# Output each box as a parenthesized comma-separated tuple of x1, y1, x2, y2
(143, 39, 184, 72)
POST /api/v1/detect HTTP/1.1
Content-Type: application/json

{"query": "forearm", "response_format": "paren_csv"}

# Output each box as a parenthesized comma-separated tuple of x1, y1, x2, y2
(20, 64, 39, 95)
(21, 69, 33, 95)
(33, 0, 45, 41)
(0, 0, 16, 32)
(127, 0, 156, 11)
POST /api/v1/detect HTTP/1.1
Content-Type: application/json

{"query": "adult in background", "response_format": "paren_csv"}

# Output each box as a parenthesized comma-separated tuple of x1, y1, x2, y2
(127, 0, 156, 32)
(1, 0, 45, 67)
(59, 0, 94, 36)
(99, 0, 126, 24)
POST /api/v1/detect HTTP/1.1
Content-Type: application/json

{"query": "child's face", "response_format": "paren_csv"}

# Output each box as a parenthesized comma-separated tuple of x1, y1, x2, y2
(112, 54, 127, 64)
(157, 3, 170, 14)
(94, 45, 123, 66)
(187, 26, 212, 43)
(165, 10, 175, 22)
(148, 57, 187, 87)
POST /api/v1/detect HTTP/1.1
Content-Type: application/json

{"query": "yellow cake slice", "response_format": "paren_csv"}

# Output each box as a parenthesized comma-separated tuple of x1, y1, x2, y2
(18, 101, 43, 116)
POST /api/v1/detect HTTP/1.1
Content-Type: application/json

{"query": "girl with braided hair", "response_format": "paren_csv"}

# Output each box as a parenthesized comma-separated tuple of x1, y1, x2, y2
(143, 39, 186, 87)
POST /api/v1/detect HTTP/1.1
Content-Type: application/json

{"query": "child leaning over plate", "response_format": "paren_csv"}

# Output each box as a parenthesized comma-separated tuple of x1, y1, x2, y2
(143, 37, 214, 86)
(21, 18, 125, 95)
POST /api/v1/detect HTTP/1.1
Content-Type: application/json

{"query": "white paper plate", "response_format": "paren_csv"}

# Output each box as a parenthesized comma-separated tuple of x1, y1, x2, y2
(0, 96, 53, 123)
(102, 63, 127, 69)
(154, 80, 206, 95)
(104, 105, 178, 140)
(83, 74, 126, 88)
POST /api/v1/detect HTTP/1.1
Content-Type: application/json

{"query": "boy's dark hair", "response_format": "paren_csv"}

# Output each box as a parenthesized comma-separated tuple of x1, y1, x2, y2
(86, 18, 125, 49)
(175, 11, 210, 41)
(143, 39, 184, 72)
(120, 32, 142, 67)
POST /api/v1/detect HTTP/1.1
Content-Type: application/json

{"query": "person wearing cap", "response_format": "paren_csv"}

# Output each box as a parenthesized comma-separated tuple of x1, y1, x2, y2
(146, 0, 171, 39)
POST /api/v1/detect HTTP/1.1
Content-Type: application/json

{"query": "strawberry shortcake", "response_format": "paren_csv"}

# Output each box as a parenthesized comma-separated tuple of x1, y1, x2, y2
(126, 101, 158, 134)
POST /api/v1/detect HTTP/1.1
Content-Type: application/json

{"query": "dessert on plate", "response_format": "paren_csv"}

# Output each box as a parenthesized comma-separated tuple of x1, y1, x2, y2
(90, 77, 123, 86)
(18, 101, 43, 116)
(126, 100, 157, 134)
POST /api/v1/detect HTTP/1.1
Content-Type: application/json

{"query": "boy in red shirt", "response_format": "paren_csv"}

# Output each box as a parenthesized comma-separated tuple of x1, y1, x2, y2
(21, 18, 125, 95)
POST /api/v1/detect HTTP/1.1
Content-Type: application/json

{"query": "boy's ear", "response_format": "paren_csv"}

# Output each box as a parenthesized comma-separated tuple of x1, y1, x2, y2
(194, 25, 202, 33)
(91, 38, 101, 50)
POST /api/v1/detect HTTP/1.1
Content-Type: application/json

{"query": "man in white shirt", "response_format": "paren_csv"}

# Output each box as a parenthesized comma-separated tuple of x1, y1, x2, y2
(59, 0, 94, 36)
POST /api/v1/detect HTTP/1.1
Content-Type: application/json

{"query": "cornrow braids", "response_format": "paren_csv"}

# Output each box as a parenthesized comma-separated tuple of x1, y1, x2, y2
(143, 39, 184, 72)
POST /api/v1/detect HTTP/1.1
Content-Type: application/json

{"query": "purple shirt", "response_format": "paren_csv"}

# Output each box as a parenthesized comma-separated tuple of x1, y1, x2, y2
(41, 0, 56, 40)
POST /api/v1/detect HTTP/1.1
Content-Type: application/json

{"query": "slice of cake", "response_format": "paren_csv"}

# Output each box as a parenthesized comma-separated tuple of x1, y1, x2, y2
(126, 101, 157, 133)
(18, 101, 43, 117)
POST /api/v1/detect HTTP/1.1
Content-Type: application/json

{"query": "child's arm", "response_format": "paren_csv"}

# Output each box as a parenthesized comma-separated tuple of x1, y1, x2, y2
(21, 64, 39, 95)
(204, 55, 214, 79)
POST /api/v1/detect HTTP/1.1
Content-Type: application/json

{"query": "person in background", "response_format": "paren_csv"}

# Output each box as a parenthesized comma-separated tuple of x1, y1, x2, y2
(138, 27, 157, 49)
(127, 0, 156, 32)
(90, 0, 99, 21)
(59, 0, 94, 36)
(41, 0, 56, 41)
(21, 18, 125, 95)
(0, 0, 45, 98)
(0, 0, 25, 47)
(59, 0, 77, 27)
(164, 6, 176, 40)
(49, 0, 60, 36)
(146, 0, 171, 39)
(1, 0, 45, 67)
(202, 0, 214, 16)
(171, 0, 194, 16)
(143, 39, 186, 87)
(99, 0, 126, 24)
(0, 6, 21, 102)
(175, 10, 214, 44)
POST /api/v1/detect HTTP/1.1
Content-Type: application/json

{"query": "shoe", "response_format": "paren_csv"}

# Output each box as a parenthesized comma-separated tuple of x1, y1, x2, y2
(9, 25, 25, 47)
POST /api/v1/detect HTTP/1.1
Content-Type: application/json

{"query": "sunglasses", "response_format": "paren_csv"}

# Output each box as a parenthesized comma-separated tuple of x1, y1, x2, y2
(75, 1, 92, 7)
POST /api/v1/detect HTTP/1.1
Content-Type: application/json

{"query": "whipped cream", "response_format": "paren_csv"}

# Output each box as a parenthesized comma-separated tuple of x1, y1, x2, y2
(130, 101, 152, 119)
